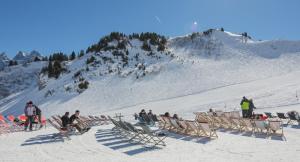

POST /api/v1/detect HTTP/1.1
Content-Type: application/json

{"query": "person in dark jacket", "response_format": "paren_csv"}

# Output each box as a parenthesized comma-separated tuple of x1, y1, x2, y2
(148, 110, 158, 122)
(69, 110, 90, 133)
(248, 99, 256, 118)
(61, 112, 70, 130)
(173, 114, 179, 120)
(70, 110, 80, 124)
(139, 109, 150, 124)
(34, 105, 43, 128)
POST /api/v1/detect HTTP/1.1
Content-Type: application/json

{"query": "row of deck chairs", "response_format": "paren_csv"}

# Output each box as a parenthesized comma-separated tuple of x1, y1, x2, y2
(108, 116, 166, 147)
(157, 115, 218, 138)
(0, 114, 24, 134)
(47, 115, 110, 138)
(265, 112, 300, 125)
(0, 114, 47, 135)
(194, 111, 284, 137)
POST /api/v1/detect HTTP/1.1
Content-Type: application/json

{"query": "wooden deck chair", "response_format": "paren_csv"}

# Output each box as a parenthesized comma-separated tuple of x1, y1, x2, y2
(230, 118, 243, 131)
(197, 122, 218, 138)
(116, 120, 139, 139)
(138, 124, 167, 146)
(91, 116, 106, 125)
(161, 117, 175, 131)
(268, 120, 284, 137)
(194, 112, 209, 123)
(253, 120, 269, 135)
(239, 118, 254, 133)
(185, 120, 203, 136)
(215, 110, 224, 117)
(230, 111, 241, 118)
(156, 115, 166, 129)
(219, 116, 232, 129)
(210, 116, 224, 128)
(223, 112, 239, 130)
(100, 115, 110, 124)
(177, 120, 193, 135)
(186, 120, 217, 138)
(47, 119, 71, 138)
(169, 118, 185, 133)
(122, 121, 148, 143)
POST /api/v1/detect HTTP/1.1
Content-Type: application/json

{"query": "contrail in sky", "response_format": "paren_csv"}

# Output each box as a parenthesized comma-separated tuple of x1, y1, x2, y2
(155, 16, 162, 23)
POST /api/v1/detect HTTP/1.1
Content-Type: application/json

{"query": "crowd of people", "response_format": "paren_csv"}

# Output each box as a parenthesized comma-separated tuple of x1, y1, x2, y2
(134, 109, 182, 125)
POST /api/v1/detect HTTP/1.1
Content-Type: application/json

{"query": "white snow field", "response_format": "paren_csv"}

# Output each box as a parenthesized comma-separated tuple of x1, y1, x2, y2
(1, 30, 300, 162)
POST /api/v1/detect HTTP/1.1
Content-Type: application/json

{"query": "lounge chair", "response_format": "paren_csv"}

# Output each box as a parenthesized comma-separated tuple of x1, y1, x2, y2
(156, 115, 166, 129)
(239, 118, 254, 133)
(161, 116, 175, 131)
(169, 118, 185, 133)
(186, 120, 217, 138)
(47, 119, 72, 138)
(177, 120, 193, 134)
(138, 124, 167, 146)
(194, 112, 211, 123)
(215, 111, 224, 117)
(253, 120, 269, 135)
(230, 111, 241, 118)
(268, 120, 284, 137)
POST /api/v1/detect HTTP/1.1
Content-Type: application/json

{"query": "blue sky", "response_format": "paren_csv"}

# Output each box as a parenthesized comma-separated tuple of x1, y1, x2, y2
(0, 0, 299, 57)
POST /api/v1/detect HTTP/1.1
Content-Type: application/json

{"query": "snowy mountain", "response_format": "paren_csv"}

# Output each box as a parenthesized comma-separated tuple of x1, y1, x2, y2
(0, 52, 10, 70)
(1, 30, 300, 116)
(13, 50, 42, 64)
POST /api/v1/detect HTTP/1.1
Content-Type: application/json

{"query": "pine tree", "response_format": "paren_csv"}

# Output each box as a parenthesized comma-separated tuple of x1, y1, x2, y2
(69, 51, 76, 60)
(47, 61, 53, 78)
(34, 57, 41, 62)
(8, 60, 15, 66)
(53, 61, 62, 78)
(78, 50, 85, 57)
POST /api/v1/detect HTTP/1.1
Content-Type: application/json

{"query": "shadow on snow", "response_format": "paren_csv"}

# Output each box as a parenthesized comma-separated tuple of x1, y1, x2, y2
(95, 129, 161, 156)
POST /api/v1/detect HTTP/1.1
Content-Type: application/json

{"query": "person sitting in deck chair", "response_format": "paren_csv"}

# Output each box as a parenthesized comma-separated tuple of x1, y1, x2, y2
(24, 101, 36, 131)
(173, 114, 179, 120)
(70, 110, 90, 133)
(138, 109, 151, 124)
(61, 112, 70, 131)
(164, 112, 170, 118)
(148, 110, 158, 122)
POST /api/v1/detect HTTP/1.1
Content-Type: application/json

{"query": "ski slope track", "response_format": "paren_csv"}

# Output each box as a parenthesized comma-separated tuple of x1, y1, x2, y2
(1, 30, 300, 162)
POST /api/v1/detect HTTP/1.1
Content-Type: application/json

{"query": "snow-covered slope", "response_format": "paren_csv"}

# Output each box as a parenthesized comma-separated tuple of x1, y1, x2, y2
(0, 62, 45, 100)
(1, 30, 300, 116)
